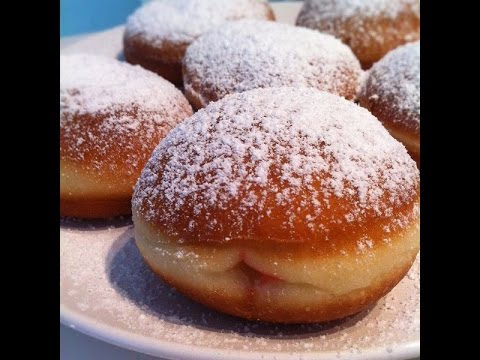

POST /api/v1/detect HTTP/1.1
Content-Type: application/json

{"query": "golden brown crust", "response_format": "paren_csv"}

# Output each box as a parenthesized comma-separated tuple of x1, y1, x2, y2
(131, 87, 420, 322)
(183, 53, 360, 110)
(338, 10, 419, 69)
(358, 83, 419, 138)
(133, 88, 419, 247)
(123, 35, 188, 86)
(357, 42, 420, 166)
(60, 107, 192, 218)
(61, 111, 160, 180)
(60, 53, 193, 219)
(134, 134, 419, 248)
(135, 215, 419, 323)
(123, 2, 275, 87)
(358, 93, 420, 150)
(139, 159, 419, 250)
(380, 123, 420, 166)
(182, 21, 363, 110)
(296, 0, 420, 69)
(146, 257, 415, 323)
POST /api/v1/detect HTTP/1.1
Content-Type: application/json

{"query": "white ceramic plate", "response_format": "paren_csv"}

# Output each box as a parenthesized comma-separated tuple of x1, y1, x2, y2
(60, 3, 420, 359)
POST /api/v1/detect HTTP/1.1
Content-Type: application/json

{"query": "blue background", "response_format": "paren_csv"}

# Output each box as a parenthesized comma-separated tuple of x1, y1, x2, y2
(60, 0, 288, 37)
(60, 0, 143, 37)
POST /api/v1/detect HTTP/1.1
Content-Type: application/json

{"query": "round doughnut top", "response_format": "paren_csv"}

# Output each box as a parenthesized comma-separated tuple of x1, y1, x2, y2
(183, 20, 362, 104)
(60, 54, 187, 115)
(360, 41, 420, 133)
(124, 0, 273, 47)
(296, 0, 419, 68)
(133, 87, 419, 246)
(297, 0, 419, 22)
(60, 54, 192, 174)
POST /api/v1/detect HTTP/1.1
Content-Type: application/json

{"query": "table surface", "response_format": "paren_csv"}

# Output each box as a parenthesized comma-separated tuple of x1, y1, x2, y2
(61, 324, 164, 360)
(61, 322, 420, 360)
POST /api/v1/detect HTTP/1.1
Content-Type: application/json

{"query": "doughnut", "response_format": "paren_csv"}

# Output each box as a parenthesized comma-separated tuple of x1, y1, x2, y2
(296, 0, 420, 69)
(60, 54, 193, 218)
(123, 0, 275, 85)
(132, 87, 420, 323)
(358, 41, 420, 165)
(182, 20, 362, 109)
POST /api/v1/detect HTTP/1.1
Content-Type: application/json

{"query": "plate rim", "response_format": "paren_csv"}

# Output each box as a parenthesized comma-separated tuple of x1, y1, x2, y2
(60, 302, 419, 360)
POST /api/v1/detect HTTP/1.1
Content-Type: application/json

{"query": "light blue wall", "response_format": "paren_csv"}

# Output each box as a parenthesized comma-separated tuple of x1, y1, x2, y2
(60, 0, 143, 37)
(60, 0, 292, 37)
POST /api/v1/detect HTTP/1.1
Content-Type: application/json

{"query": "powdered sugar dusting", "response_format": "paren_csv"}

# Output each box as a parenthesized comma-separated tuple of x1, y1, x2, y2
(296, 0, 420, 67)
(183, 20, 362, 105)
(359, 41, 420, 132)
(60, 54, 192, 172)
(60, 222, 420, 357)
(133, 87, 419, 242)
(356, 237, 374, 254)
(297, 0, 419, 22)
(125, 0, 273, 47)
(60, 53, 189, 117)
